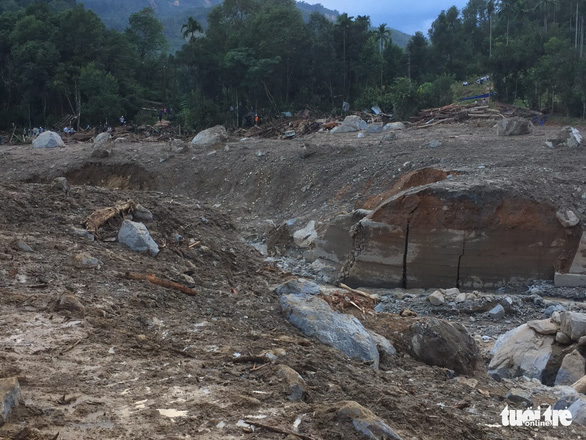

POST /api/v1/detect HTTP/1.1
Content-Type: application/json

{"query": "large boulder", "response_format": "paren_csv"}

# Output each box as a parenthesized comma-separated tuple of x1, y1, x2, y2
(546, 126, 582, 148)
(293, 220, 318, 248)
(560, 312, 586, 341)
(488, 324, 554, 381)
(280, 294, 380, 368)
(555, 350, 586, 386)
(383, 122, 406, 131)
(191, 125, 228, 146)
(331, 115, 367, 134)
(118, 220, 159, 257)
(32, 131, 65, 148)
(407, 318, 480, 375)
(496, 117, 532, 136)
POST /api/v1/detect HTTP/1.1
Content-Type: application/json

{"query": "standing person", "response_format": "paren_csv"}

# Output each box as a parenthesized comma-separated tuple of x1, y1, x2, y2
(159, 108, 164, 122)
(120, 115, 126, 125)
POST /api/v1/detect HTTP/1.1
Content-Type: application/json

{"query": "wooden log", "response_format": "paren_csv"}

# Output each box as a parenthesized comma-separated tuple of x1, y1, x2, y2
(125, 272, 197, 296)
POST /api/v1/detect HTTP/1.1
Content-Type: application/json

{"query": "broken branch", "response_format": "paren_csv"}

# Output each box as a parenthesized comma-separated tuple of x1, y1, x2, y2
(339, 283, 379, 301)
(243, 420, 321, 440)
(84, 200, 136, 237)
(125, 272, 197, 296)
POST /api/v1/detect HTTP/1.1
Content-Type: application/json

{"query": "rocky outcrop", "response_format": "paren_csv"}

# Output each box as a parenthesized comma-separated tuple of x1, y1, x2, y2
(340, 181, 580, 289)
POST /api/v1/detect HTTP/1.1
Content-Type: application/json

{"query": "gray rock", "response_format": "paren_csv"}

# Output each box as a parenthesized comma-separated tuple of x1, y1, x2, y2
(118, 220, 159, 257)
(91, 142, 113, 158)
(382, 132, 397, 142)
(71, 226, 94, 241)
(365, 124, 383, 134)
(32, 131, 65, 148)
(72, 252, 100, 269)
(0, 377, 20, 426)
(506, 388, 533, 407)
(276, 365, 307, 401)
(274, 279, 320, 296)
(94, 132, 111, 145)
(545, 304, 565, 318)
(133, 204, 153, 222)
(18, 242, 33, 252)
(556, 210, 580, 228)
(366, 329, 397, 359)
(527, 318, 560, 335)
(496, 117, 533, 136)
(489, 304, 505, 320)
(331, 115, 367, 134)
(546, 126, 582, 149)
(579, 335, 586, 346)
(408, 318, 480, 375)
(428, 291, 445, 306)
(568, 397, 586, 425)
(555, 350, 586, 386)
(488, 324, 554, 382)
(429, 140, 441, 148)
(383, 122, 406, 131)
(280, 294, 379, 368)
(191, 125, 228, 146)
(556, 332, 572, 345)
(560, 312, 586, 341)
(336, 401, 403, 440)
(171, 139, 190, 153)
(52, 177, 70, 196)
(293, 220, 317, 248)
(56, 293, 85, 316)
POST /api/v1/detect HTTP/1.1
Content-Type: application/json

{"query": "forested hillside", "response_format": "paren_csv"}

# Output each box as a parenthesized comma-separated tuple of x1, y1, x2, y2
(1, 0, 586, 132)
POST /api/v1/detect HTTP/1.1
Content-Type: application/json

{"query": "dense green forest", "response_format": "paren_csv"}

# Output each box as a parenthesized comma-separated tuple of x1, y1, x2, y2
(1, 0, 586, 132)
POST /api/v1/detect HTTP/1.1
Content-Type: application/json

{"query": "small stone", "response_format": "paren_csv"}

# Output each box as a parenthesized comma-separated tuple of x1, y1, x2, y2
(72, 252, 100, 269)
(336, 401, 402, 440)
(0, 377, 21, 426)
(56, 293, 85, 316)
(276, 365, 307, 401)
(136, 334, 147, 342)
(52, 177, 70, 196)
(428, 291, 445, 306)
(544, 304, 565, 318)
(560, 312, 586, 341)
(556, 210, 580, 228)
(455, 293, 467, 303)
(444, 287, 460, 297)
(18, 242, 33, 252)
(489, 304, 505, 320)
(557, 332, 572, 345)
(71, 226, 94, 241)
(506, 388, 533, 407)
(133, 204, 153, 222)
(429, 140, 441, 148)
(579, 336, 586, 346)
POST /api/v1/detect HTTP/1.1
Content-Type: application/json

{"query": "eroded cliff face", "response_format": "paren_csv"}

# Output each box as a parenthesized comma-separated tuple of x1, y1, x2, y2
(340, 181, 581, 289)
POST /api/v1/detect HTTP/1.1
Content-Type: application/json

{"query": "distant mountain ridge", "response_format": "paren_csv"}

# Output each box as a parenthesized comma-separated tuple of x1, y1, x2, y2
(77, 0, 411, 50)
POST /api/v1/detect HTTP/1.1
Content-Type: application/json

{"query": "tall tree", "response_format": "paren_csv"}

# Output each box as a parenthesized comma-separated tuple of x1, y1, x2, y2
(125, 7, 166, 60)
(181, 16, 203, 42)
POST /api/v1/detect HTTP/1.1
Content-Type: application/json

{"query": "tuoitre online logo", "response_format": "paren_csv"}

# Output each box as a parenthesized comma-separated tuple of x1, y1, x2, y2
(501, 405, 573, 427)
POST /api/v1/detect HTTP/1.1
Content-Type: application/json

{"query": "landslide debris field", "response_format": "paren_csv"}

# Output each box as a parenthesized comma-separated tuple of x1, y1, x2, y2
(1, 122, 586, 440)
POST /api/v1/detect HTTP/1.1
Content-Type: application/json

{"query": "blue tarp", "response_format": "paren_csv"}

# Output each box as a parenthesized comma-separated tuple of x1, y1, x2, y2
(459, 93, 491, 101)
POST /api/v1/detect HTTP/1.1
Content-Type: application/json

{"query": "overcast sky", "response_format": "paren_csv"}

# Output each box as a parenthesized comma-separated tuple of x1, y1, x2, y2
(312, 1, 470, 35)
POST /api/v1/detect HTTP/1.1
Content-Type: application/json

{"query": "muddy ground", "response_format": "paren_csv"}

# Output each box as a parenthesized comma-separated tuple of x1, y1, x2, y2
(0, 122, 586, 439)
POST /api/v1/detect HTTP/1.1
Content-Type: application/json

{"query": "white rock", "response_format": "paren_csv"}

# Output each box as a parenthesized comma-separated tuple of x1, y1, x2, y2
(293, 221, 318, 248)
(428, 291, 445, 306)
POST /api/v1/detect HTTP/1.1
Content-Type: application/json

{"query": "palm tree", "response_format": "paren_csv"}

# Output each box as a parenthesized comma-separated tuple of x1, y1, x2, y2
(336, 13, 353, 100)
(374, 23, 391, 54)
(534, 0, 560, 33)
(182, 17, 203, 42)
